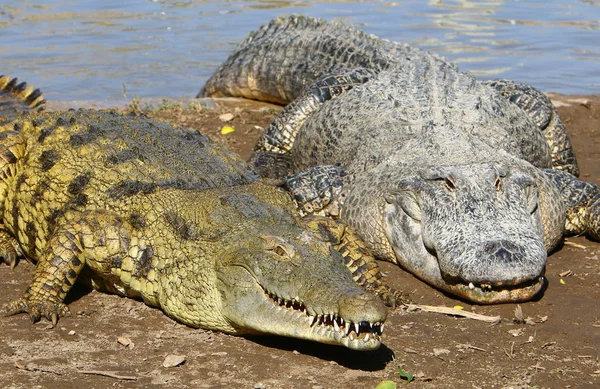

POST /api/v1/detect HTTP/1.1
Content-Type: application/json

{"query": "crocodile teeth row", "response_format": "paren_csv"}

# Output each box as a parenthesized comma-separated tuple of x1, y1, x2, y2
(269, 293, 307, 313)
(307, 314, 384, 337)
(267, 292, 383, 339)
(467, 282, 493, 291)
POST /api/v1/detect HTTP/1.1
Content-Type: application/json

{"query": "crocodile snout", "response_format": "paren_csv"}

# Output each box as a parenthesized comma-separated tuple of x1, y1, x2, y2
(442, 238, 546, 286)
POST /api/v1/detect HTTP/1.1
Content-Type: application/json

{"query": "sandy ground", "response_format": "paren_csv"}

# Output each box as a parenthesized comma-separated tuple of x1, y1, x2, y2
(0, 94, 599, 389)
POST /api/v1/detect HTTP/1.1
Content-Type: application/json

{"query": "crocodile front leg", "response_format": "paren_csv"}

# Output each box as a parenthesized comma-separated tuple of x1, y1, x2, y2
(250, 68, 376, 179)
(4, 211, 136, 326)
(543, 169, 600, 241)
(482, 79, 579, 176)
(4, 223, 85, 325)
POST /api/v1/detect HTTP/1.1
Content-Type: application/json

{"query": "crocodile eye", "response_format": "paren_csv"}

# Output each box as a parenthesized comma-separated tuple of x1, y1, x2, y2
(494, 176, 503, 191)
(260, 235, 296, 258)
(444, 176, 456, 191)
(273, 245, 287, 256)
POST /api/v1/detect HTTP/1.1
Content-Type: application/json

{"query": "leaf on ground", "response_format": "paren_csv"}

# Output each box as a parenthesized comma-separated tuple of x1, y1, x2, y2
(397, 367, 414, 383)
(220, 126, 235, 135)
(374, 380, 397, 389)
(514, 305, 524, 321)
(453, 305, 464, 310)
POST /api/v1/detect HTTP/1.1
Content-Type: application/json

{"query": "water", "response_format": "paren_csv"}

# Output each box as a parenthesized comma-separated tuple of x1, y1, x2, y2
(1, 0, 599, 102)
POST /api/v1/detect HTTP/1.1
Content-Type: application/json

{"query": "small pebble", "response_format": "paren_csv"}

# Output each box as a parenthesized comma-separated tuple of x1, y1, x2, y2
(508, 328, 524, 337)
(68, 330, 76, 336)
(433, 348, 450, 357)
(163, 354, 186, 368)
(211, 351, 228, 357)
(218, 113, 234, 122)
(117, 337, 134, 348)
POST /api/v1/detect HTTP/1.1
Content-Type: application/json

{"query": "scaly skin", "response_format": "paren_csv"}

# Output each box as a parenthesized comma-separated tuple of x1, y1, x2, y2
(0, 78, 391, 350)
(202, 16, 600, 304)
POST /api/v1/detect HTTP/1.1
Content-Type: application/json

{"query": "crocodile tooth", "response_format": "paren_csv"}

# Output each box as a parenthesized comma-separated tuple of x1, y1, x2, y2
(468, 282, 475, 290)
(380, 323, 385, 334)
(354, 323, 360, 334)
(340, 318, 345, 326)
(345, 322, 351, 336)
(310, 315, 318, 327)
(364, 333, 370, 342)
(333, 320, 340, 332)
(349, 334, 355, 341)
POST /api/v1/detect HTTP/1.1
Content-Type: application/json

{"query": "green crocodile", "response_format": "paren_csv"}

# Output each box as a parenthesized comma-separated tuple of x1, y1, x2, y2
(0, 75, 392, 351)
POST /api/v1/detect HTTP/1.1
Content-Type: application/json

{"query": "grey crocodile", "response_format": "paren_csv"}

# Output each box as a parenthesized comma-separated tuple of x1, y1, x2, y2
(201, 16, 600, 304)
(0, 74, 391, 351)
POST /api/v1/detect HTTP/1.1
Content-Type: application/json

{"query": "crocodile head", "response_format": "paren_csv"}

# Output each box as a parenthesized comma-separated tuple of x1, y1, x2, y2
(381, 162, 547, 304)
(215, 223, 387, 351)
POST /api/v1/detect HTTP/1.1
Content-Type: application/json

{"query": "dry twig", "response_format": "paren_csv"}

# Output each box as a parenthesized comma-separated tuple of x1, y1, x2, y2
(78, 370, 138, 381)
(457, 344, 488, 352)
(564, 241, 587, 249)
(15, 362, 62, 375)
(405, 304, 501, 323)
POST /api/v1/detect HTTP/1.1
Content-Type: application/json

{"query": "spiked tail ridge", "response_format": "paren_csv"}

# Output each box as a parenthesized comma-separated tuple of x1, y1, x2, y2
(0, 75, 46, 120)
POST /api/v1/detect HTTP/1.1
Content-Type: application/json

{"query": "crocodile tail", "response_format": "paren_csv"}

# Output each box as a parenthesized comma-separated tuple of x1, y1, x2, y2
(0, 75, 46, 121)
(200, 15, 398, 104)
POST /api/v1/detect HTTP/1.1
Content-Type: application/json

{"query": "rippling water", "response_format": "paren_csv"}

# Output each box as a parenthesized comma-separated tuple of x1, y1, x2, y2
(1, 0, 599, 101)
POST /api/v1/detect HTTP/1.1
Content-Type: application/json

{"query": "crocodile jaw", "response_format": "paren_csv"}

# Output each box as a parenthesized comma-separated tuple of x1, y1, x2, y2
(443, 277, 545, 304)
(385, 203, 546, 304)
(224, 283, 385, 350)
(217, 264, 387, 351)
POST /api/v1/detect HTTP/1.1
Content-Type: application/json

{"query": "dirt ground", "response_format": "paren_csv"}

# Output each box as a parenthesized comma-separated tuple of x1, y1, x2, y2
(1, 94, 599, 389)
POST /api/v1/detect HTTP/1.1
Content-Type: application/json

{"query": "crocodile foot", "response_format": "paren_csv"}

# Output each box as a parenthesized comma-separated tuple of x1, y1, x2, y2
(284, 164, 345, 217)
(365, 282, 410, 309)
(0, 230, 22, 269)
(4, 296, 70, 327)
(544, 169, 600, 240)
(0, 243, 19, 268)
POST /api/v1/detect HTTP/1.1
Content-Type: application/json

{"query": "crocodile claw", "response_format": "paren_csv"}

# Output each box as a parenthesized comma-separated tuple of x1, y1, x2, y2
(0, 242, 19, 269)
(4, 297, 70, 327)
(369, 283, 410, 309)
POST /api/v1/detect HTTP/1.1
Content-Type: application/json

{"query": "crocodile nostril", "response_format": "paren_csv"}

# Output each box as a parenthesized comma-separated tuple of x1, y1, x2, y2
(482, 241, 519, 263)
(494, 247, 512, 263)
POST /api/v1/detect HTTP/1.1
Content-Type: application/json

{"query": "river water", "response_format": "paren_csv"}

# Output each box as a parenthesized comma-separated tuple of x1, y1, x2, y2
(1, 0, 599, 102)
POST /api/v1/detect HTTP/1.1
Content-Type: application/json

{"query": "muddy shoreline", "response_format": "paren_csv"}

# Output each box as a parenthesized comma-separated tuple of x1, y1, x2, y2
(1, 94, 598, 389)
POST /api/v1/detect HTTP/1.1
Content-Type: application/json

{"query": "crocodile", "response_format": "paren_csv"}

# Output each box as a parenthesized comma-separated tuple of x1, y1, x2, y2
(201, 16, 600, 304)
(0, 75, 391, 351)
